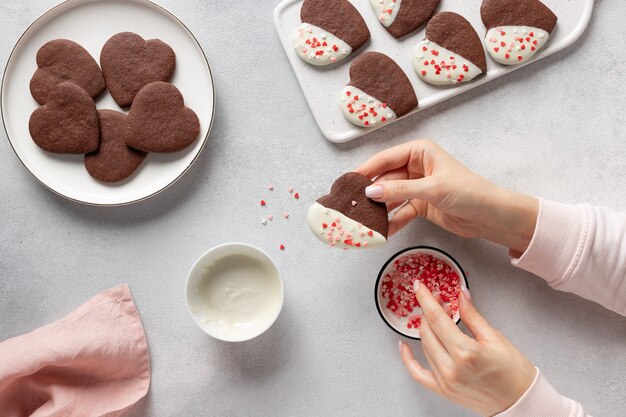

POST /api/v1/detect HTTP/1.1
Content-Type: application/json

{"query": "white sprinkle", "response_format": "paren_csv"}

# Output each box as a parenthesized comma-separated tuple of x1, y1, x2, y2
(261, 219, 267, 225)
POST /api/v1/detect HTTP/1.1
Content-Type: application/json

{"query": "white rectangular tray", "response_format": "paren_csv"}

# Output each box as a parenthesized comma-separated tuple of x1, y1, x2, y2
(274, 0, 594, 143)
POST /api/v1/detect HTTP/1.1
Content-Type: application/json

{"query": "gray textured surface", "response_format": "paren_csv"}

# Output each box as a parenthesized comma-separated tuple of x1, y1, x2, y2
(1, 1, 625, 416)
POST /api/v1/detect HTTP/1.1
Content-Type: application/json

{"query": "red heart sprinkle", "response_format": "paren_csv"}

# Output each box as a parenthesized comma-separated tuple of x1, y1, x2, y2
(322, 223, 328, 229)
(494, 47, 499, 52)
(421, 70, 427, 76)
(279, 244, 285, 251)
(260, 200, 266, 206)
(294, 193, 299, 199)
(367, 230, 373, 236)
(505, 53, 510, 59)
(517, 56, 523, 61)
(346, 91, 351, 96)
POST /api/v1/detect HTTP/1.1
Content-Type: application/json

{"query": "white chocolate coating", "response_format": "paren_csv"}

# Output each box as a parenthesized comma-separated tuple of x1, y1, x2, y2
(292, 23, 352, 66)
(370, 0, 402, 28)
(307, 202, 387, 249)
(485, 26, 549, 65)
(339, 86, 397, 128)
(413, 39, 483, 85)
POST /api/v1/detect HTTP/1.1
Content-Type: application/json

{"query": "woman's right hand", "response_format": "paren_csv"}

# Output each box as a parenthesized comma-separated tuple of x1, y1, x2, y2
(355, 140, 539, 256)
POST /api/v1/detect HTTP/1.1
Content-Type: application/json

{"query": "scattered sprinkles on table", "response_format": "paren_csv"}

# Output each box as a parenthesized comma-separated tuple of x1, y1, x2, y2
(381, 253, 462, 329)
(485, 26, 548, 65)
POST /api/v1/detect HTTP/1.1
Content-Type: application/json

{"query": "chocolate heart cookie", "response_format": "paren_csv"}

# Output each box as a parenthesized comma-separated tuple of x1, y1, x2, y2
(340, 52, 418, 127)
(293, 0, 370, 66)
(308, 172, 389, 249)
(100, 32, 176, 107)
(29, 81, 99, 154)
(370, 0, 440, 39)
(414, 12, 487, 85)
(30, 39, 106, 105)
(85, 110, 147, 183)
(124, 82, 199, 153)
(481, 0, 557, 65)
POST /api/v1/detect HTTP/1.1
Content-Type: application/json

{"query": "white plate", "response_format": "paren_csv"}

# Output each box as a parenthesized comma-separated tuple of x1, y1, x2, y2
(274, 0, 594, 143)
(1, 0, 215, 206)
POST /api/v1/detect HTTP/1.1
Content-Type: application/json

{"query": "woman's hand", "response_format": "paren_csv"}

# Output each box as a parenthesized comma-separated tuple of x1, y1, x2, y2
(356, 140, 538, 256)
(399, 283, 537, 416)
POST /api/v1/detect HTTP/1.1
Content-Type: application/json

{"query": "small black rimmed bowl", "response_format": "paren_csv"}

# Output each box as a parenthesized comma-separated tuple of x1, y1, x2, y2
(375, 246, 469, 340)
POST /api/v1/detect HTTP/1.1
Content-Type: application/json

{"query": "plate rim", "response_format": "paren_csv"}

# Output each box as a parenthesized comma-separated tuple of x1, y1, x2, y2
(1, 0, 216, 207)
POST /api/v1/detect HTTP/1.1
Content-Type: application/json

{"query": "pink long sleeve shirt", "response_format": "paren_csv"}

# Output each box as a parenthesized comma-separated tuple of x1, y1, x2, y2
(496, 198, 626, 417)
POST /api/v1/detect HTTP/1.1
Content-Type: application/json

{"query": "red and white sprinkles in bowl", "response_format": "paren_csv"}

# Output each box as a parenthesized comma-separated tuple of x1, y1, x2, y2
(377, 248, 467, 338)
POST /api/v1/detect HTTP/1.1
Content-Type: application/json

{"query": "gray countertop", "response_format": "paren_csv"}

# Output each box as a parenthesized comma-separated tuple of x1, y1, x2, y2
(1, 0, 625, 416)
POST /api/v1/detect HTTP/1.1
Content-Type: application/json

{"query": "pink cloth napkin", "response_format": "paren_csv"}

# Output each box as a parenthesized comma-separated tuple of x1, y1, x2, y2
(0, 284, 150, 417)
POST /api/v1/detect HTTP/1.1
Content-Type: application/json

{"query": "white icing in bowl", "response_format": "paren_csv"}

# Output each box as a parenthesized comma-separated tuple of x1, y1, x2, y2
(186, 243, 284, 342)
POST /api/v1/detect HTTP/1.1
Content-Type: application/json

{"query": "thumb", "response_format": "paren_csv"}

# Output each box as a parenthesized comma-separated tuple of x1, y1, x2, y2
(365, 177, 438, 203)
(459, 288, 497, 343)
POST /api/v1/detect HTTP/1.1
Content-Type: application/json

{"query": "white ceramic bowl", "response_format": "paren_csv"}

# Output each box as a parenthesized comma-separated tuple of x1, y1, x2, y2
(375, 246, 469, 340)
(185, 243, 284, 342)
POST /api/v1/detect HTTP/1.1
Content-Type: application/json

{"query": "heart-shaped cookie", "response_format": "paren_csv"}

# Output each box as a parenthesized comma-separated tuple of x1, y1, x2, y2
(85, 110, 147, 183)
(308, 172, 388, 249)
(340, 52, 418, 127)
(30, 39, 106, 105)
(414, 12, 486, 85)
(100, 32, 176, 107)
(293, 0, 370, 66)
(124, 82, 200, 153)
(481, 0, 557, 65)
(370, 0, 440, 39)
(29, 81, 99, 154)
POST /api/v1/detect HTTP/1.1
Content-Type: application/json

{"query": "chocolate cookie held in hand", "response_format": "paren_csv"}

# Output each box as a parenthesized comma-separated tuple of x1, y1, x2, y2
(30, 39, 106, 105)
(124, 82, 200, 153)
(292, 0, 370, 66)
(100, 32, 176, 107)
(414, 12, 487, 85)
(29, 81, 99, 154)
(370, 0, 440, 39)
(481, 0, 557, 65)
(340, 52, 418, 128)
(85, 110, 147, 183)
(307, 172, 389, 249)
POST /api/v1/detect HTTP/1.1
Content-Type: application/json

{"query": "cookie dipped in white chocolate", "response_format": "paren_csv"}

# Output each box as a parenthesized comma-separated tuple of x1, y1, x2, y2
(292, 23, 352, 66)
(370, 0, 402, 28)
(307, 202, 387, 249)
(340, 86, 397, 128)
(485, 26, 549, 65)
(414, 39, 483, 85)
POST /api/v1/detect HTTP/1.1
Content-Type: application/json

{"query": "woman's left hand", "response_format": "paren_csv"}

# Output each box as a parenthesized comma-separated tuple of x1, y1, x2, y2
(399, 283, 537, 416)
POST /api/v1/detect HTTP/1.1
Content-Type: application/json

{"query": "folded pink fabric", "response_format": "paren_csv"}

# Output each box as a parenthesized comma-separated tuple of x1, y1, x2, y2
(0, 284, 150, 417)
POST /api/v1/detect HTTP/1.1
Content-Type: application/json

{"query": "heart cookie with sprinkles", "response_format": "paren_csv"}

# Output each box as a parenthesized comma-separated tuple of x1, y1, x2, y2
(370, 0, 441, 39)
(308, 172, 388, 249)
(414, 12, 487, 85)
(124, 82, 200, 153)
(30, 39, 106, 105)
(481, 0, 557, 65)
(85, 110, 147, 183)
(293, 0, 370, 66)
(340, 52, 418, 127)
(29, 81, 99, 154)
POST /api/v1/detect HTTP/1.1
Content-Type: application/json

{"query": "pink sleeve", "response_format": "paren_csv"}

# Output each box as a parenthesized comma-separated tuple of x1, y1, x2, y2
(512, 198, 626, 317)
(501, 197, 626, 416)
(495, 368, 586, 417)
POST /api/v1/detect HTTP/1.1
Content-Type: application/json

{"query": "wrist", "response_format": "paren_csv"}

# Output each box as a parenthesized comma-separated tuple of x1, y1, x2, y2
(479, 188, 538, 255)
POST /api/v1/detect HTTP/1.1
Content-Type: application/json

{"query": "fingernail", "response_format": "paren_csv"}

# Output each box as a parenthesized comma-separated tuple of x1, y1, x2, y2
(413, 280, 420, 293)
(398, 340, 403, 353)
(461, 286, 472, 300)
(365, 185, 384, 199)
